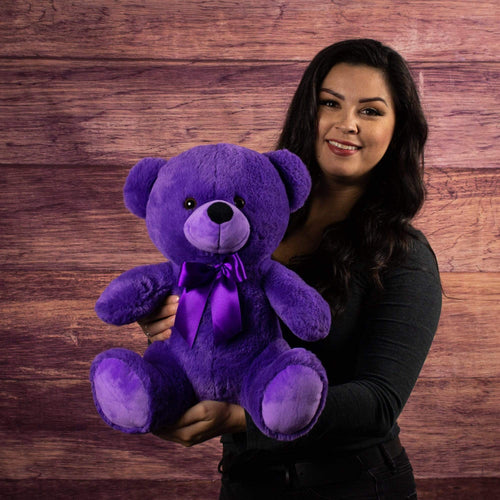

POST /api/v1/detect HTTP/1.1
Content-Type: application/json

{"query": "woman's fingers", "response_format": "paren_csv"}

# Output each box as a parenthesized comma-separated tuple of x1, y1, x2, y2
(156, 295, 180, 319)
(142, 319, 171, 341)
(154, 401, 246, 447)
(138, 295, 179, 341)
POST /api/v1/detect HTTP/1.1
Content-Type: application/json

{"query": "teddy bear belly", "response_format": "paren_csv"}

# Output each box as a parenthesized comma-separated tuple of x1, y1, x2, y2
(170, 305, 282, 402)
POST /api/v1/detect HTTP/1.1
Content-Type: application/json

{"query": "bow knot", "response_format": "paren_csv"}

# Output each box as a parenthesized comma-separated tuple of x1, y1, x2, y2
(175, 254, 247, 347)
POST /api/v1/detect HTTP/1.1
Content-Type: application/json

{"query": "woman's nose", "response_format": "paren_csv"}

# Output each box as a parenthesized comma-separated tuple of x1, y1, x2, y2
(334, 112, 359, 134)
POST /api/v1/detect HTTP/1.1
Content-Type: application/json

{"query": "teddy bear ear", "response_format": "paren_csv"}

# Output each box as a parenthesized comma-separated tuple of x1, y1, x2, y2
(264, 149, 311, 213)
(123, 157, 167, 218)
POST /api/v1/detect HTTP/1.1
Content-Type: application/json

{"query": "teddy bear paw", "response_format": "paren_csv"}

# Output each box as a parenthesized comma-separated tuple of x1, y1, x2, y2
(91, 353, 153, 433)
(261, 364, 324, 435)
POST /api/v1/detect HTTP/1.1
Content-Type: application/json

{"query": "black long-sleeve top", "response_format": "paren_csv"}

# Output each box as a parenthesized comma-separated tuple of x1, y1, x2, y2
(222, 228, 442, 463)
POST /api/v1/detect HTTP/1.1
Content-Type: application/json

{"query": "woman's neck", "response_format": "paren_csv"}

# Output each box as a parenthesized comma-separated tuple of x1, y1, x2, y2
(273, 179, 365, 264)
(308, 177, 365, 227)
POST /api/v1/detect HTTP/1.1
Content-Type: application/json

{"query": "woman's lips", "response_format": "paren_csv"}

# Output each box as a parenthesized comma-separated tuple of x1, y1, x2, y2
(327, 139, 361, 156)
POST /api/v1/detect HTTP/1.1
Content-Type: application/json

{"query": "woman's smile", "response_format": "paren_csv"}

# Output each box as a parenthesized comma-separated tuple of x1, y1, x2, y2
(327, 139, 362, 155)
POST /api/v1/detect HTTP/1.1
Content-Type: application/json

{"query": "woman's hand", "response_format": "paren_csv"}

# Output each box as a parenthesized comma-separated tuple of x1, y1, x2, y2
(139, 299, 247, 445)
(154, 401, 246, 447)
(138, 295, 179, 341)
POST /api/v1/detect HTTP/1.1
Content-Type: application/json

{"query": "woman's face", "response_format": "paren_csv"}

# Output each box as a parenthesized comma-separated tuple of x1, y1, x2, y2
(315, 63, 396, 185)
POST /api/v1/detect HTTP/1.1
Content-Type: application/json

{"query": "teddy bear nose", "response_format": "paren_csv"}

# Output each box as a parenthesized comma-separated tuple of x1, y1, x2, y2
(207, 202, 234, 224)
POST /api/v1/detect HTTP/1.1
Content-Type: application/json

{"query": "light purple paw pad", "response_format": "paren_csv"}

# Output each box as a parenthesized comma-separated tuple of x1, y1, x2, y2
(262, 365, 323, 434)
(93, 358, 150, 430)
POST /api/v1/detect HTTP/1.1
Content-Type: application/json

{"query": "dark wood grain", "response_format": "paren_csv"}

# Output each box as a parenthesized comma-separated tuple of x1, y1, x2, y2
(0, 0, 497, 62)
(1, 166, 497, 273)
(399, 377, 499, 477)
(0, 271, 497, 380)
(0, 60, 498, 167)
(0, 271, 498, 478)
(0, 432, 221, 481)
(2, 370, 496, 435)
(416, 478, 500, 500)
(0, 479, 222, 500)
(0, 277, 145, 380)
(421, 272, 499, 379)
(0, 377, 497, 478)
(1, 477, 499, 500)
(417, 168, 498, 273)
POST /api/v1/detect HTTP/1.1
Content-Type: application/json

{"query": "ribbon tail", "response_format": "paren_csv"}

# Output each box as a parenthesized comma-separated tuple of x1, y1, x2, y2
(211, 276, 243, 345)
(230, 253, 247, 282)
(175, 283, 213, 347)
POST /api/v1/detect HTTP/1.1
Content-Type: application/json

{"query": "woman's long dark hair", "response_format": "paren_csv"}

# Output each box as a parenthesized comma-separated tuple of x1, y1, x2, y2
(277, 39, 429, 314)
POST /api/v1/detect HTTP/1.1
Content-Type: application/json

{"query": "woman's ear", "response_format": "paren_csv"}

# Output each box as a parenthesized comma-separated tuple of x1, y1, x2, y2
(123, 158, 167, 218)
(264, 149, 311, 212)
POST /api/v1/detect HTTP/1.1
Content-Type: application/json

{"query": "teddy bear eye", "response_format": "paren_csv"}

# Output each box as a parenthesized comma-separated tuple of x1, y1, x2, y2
(234, 196, 245, 209)
(183, 198, 197, 210)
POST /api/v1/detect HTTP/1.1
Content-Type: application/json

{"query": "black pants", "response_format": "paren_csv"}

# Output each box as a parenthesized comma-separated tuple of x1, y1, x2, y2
(219, 440, 417, 500)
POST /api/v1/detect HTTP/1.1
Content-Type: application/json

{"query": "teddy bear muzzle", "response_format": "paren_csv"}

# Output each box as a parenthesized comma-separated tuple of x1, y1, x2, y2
(183, 200, 251, 254)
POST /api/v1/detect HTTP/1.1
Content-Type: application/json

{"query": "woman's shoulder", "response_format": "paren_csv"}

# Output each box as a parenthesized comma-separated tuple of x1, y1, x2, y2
(404, 227, 440, 276)
(374, 226, 441, 296)
(372, 227, 443, 324)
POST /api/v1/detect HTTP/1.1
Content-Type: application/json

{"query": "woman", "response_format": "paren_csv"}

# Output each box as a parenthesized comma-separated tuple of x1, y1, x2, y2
(140, 39, 442, 499)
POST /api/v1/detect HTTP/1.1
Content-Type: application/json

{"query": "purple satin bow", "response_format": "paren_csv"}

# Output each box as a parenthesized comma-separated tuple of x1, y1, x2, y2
(175, 254, 247, 347)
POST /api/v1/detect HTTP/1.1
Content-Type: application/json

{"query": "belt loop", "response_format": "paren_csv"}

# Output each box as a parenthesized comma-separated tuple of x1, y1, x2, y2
(284, 464, 292, 486)
(379, 443, 397, 473)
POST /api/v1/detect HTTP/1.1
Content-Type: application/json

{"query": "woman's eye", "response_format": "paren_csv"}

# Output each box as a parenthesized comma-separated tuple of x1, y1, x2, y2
(183, 197, 197, 209)
(319, 99, 339, 109)
(361, 107, 383, 117)
(234, 196, 245, 209)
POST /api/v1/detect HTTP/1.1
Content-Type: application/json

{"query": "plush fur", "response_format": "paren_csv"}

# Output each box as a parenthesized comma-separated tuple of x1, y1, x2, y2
(90, 143, 331, 441)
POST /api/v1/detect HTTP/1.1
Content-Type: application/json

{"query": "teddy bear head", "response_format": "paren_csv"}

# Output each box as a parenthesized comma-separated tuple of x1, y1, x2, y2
(123, 143, 311, 268)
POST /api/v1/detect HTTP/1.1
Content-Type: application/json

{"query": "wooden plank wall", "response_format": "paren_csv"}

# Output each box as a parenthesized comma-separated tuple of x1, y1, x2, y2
(0, 1, 498, 498)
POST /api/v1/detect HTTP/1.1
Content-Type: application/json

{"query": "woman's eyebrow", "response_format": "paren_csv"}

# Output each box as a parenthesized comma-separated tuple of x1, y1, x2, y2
(320, 88, 389, 108)
(359, 97, 389, 107)
(320, 88, 345, 100)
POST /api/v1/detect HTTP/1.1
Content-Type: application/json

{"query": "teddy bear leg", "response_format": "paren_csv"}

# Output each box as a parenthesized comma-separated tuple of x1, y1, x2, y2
(241, 340, 328, 441)
(90, 346, 194, 433)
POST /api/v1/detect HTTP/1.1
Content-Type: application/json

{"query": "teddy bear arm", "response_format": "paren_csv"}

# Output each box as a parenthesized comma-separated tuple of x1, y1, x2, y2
(95, 262, 176, 325)
(263, 261, 331, 341)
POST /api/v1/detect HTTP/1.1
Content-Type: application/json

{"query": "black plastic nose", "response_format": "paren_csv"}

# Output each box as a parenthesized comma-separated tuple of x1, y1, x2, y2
(207, 202, 233, 224)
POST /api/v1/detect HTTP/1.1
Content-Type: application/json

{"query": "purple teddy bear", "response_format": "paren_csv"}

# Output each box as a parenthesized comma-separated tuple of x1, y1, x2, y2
(90, 143, 330, 441)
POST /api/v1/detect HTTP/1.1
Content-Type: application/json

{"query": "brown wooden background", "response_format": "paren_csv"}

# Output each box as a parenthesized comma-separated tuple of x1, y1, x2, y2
(0, 1, 498, 498)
